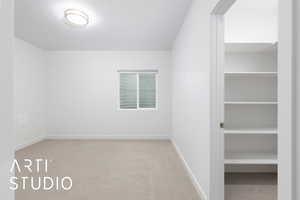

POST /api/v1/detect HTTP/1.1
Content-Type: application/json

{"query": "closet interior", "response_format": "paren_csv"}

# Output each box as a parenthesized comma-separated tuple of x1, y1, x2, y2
(224, 43, 278, 200)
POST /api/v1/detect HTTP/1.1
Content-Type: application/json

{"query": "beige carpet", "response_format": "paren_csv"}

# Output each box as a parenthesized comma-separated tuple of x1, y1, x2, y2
(15, 140, 200, 200)
(225, 173, 277, 200)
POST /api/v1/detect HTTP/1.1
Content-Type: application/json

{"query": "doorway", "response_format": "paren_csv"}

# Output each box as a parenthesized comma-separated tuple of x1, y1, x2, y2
(210, 0, 293, 200)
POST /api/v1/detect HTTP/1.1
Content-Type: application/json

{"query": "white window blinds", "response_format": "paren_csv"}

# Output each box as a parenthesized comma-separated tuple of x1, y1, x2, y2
(139, 73, 156, 108)
(119, 71, 157, 110)
(120, 73, 137, 109)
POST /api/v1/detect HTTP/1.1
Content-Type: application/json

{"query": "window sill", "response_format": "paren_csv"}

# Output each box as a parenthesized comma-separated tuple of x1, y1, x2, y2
(118, 108, 158, 111)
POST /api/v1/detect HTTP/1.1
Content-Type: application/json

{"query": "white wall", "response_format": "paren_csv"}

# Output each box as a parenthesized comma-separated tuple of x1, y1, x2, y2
(0, 0, 14, 199)
(295, 0, 300, 197)
(46, 51, 171, 138)
(224, 0, 278, 43)
(172, 0, 215, 198)
(14, 38, 46, 149)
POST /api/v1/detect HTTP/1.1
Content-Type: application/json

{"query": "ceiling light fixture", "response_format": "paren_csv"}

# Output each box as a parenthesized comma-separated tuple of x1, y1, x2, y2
(64, 9, 89, 27)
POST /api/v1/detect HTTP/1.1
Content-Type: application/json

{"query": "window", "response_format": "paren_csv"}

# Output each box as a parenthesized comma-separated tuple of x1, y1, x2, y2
(119, 70, 157, 110)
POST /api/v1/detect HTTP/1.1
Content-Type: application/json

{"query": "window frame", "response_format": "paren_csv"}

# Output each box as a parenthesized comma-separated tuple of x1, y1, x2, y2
(118, 70, 158, 111)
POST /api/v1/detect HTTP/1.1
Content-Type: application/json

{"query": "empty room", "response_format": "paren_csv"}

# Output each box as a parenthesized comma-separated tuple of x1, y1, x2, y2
(0, 0, 298, 200)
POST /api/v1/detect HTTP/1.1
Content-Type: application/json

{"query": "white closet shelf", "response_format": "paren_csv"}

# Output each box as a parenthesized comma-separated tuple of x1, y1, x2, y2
(224, 153, 278, 165)
(224, 72, 278, 76)
(224, 128, 277, 135)
(224, 101, 277, 105)
(225, 43, 277, 53)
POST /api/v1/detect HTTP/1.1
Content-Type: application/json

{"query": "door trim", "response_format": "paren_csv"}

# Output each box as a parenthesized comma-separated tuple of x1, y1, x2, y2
(210, 1, 235, 200)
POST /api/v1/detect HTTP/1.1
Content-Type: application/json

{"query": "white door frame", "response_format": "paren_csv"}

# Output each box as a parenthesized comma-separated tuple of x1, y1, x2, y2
(210, 2, 235, 200)
(277, 0, 294, 199)
(209, 0, 294, 200)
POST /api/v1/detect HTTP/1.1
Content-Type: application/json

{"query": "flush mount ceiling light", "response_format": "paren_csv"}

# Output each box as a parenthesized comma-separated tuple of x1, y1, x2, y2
(64, 9, 89, 27)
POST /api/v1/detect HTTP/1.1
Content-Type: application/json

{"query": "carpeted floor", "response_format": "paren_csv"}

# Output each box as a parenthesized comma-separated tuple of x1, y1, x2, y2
(225, 173, 277, 200)
(15, 140, 200, 200)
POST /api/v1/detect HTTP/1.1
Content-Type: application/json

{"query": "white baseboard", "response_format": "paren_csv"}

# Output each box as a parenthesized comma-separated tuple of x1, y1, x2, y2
(171, 139, 208, 200)
(46, 134, 170, 140)
(15, 135, 170, 151)
(15, 136, 45, 151)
